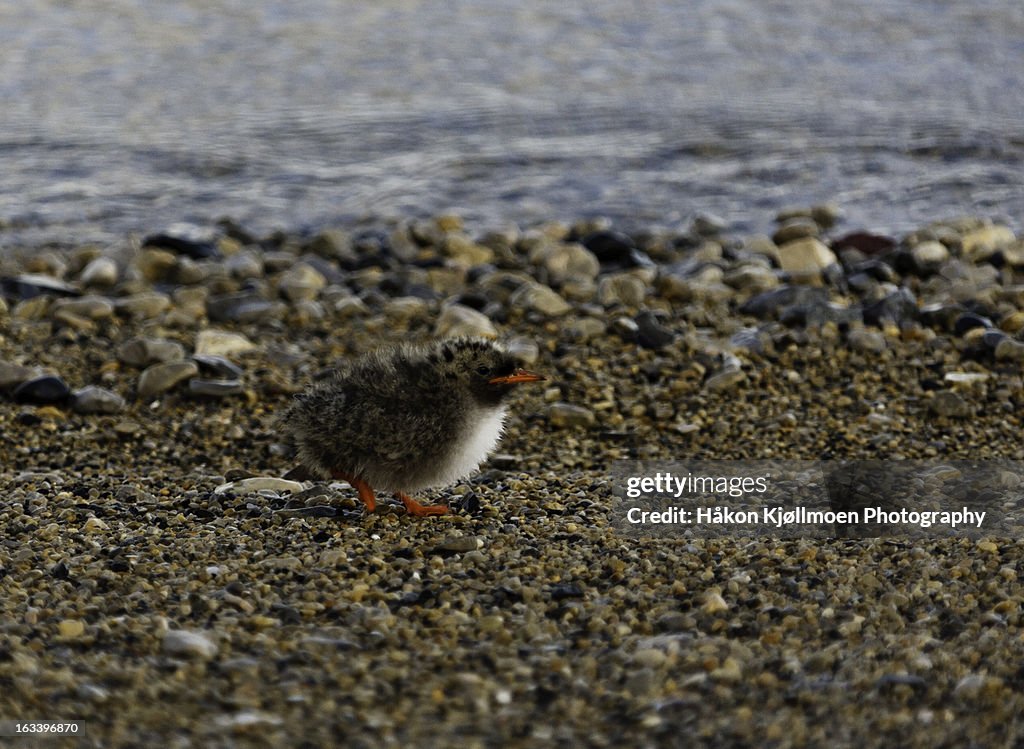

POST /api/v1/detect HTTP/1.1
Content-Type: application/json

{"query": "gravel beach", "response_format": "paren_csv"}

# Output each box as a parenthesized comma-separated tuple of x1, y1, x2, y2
(2, 210, 1024, 747)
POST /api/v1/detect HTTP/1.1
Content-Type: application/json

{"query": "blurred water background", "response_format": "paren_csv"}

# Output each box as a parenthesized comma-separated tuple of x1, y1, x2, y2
(2, 0, 1022, 249)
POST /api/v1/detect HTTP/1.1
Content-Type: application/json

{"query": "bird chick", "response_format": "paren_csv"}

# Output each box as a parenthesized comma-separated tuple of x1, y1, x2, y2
(278, 338, 544, 516)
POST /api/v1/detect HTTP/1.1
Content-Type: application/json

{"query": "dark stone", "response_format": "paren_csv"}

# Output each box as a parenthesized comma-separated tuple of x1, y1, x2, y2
(50, 561, 70, 580)
(581, 231, 635, 265)
(206, 291, 277, 323)
(13, 375, 71, 405)
(982, 329, 1008, 349)
(549, 583, 585, 601)
(71, 386, 126, 415)
(919, 303, 966, 331)
(296, 254, 346, 285)
(15, 411, 42, 426)
(740, 285, 828, 319)
(863, 288, 918, 327)
(635, 311, 675, 349)
(142, 230, 218, 259)
(215, 217, 258, 245)
(832, 231, 896, 256)
(846, 273, 877, 295)
(451, 491, 481, 514)
(192, 355, 244, 379)
(953, 313, 993, 336)
(875, 674, 928, 691)
(455, 291, 490, 311)
(822, 263, 847, 290)
(847, 259, 898, 284)
(781, 299, 858, 328)
(349, 230, 395, 268)
(0, 274, 80, 301)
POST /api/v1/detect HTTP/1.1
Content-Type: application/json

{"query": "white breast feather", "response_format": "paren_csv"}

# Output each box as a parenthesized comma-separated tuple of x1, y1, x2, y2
(434, 405, 506, 487)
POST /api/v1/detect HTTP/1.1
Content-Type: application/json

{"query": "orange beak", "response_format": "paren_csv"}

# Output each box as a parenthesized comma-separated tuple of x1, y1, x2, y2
(489, 368, 546, 386)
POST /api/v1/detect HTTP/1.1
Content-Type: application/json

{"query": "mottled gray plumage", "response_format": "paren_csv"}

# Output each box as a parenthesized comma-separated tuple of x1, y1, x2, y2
(278, 338, 543, 515)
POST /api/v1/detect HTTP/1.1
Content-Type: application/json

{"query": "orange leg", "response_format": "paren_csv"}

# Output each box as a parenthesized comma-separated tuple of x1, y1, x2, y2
(396, 492, 449, 517)
(331, 471, 376, 512)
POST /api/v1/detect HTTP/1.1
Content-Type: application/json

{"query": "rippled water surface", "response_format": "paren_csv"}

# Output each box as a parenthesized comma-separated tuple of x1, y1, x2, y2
(2, 1, 1022, 248)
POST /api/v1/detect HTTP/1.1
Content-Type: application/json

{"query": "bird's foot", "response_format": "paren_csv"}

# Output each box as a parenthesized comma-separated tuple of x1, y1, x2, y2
(396, 492, 449, 517)
(331, 471, 377, 513)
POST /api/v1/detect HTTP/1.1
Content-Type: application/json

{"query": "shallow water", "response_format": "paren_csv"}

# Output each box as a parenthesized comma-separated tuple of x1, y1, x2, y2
(1, 0, 1022, 249)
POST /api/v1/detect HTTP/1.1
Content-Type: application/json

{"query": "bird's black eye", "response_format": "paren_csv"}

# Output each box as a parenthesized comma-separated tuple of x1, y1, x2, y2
(476, 364, 491, 376)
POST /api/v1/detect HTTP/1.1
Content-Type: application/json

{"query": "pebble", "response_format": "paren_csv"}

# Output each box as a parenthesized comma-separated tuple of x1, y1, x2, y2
(635, 311, 675, 349)
(702, 591, 729, 613)
(118, 337, 187, 367)
(225, 250, 265, 280)
(435, 536, 483, 554)
(79, 257, 119, 287)
(71, 386, 126, 414)
(193, 355, 244, 379)
(434, 304, 498, 339)
(278, 263, 327, 302)
(206, 291, 282, 323)
(943, 372, 989, 387)
(441, 234, 493, 266)
(772, 217, 820, 244)
(306, 228, 356, 264)
(993, 338, 1024, 361)
(703, 369, 746, 393)
(114, 292, 171, 319)
(832, 231, 895, 256)
(163, 630, 219, 659)
(953, 313, 992, 336)
(777, 237, 838, 276)
(581, 230, 635, 265)
(58, 619, 86, 639)
(137, 360, 200, 399)
(509, 282, 572, 316)
(567, 317, 607, 341)
(722, 264, 779, 292)
(142, 228, 218, 259)
(598, 274, 647, 307)
(929, 391, 971, 418)
(863, 289, 918, 327)
(536, 243, 600, 285)
(0, 361, 40, 390)
(189, 378, 244, 397)
(84, 516, 109, 533)
(960, 224, 1015, 262)
(13, 375, 71, 405)
(0, 273, 80, 300)
(135, 247, 178, 282)
(214, 477, 307, 495)
(910, 240, 949, 273)
(52, 295, 115, 320)
(547, 402, 596, 428)
(847, 328, 887, 353)
(610, 316, 640, 342)
(504, 337, 540, 365)
(195, 330, 258, 357)
(632, 649, 667, 669)
(13, 296, 52, 320)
